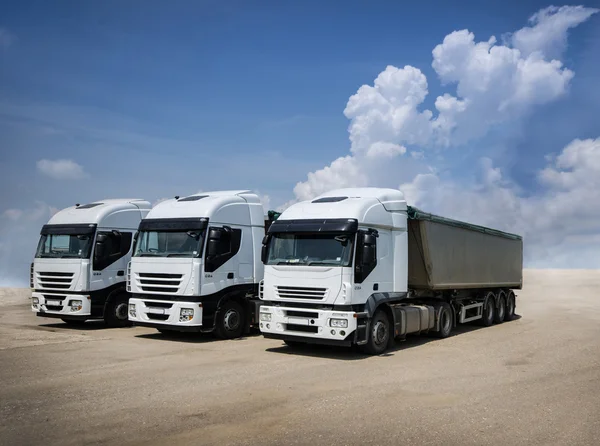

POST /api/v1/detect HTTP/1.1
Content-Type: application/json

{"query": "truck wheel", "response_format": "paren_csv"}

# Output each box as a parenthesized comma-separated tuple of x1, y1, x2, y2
(104, 294, 131, 328)
(61, 318, 86, 326)
(215, 300, 245, 339)
(494, 293, 506, 324)
(505, 291, 516, 321)
(361, 309, 390, 355)
(436, 303, 453, 338)
(480, 292, 495, 327)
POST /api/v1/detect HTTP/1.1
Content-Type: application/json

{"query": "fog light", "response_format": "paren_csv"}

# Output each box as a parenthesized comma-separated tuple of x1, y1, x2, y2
(129, 304, 136, 318)
(340, 330, 346, 336)
(329, 318, 348, 328)
(260, 312, 272, 322)
(179, 308, 194, 322)
(32, 297, 39, 308)
(330, 329, 336, 335)
(70, 300, 83, 312)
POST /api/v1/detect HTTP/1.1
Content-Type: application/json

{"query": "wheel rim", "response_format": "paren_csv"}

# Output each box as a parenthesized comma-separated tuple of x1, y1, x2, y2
(372, 320, 388, 346)
(115, 302, 128, 320)
(223, 309, 240, 331)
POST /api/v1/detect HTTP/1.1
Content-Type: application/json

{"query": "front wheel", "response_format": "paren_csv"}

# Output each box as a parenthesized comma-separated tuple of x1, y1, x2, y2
(104, 294, 131, 328)
(215, 300, 245, 339)
(360, 309, 391, 355)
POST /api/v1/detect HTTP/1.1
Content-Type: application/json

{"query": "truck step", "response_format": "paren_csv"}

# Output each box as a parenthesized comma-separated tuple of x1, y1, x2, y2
(459, 302, 483, 323)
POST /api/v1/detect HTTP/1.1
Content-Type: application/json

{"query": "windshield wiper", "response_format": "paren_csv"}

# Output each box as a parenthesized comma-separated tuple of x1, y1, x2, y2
(139, 253, 161, 257)
(167, 253, 193, 257)
(306, 261, 338, 266)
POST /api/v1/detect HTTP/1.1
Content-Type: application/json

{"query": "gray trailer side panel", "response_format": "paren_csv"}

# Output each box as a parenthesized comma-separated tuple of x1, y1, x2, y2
(407, 209, 523, 291)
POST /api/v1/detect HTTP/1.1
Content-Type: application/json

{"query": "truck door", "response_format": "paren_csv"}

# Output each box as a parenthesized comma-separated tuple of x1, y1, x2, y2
(90, 230, 133, 292)
(203, 226, 242, 295)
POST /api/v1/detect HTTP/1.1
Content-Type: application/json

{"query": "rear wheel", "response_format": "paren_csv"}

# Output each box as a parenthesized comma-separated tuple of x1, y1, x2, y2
(494, 293, 506, 324)
(361, 309, 390, 355)
(104, 294, 131, 328)
(215, 300, 245, 339)
(480, 292, 496, 327)
(436, 303, 453, 338)
(505, 291, 516, 321)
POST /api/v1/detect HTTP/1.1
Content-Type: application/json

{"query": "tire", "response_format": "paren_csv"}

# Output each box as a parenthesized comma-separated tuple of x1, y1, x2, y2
(505, 291, 516, 321)
(480, 292, 495, 327)
(61, 318, 86, 326)
(215, 300, 245, 339)
(494, 293, 506, 324)
(436, 303, 453, 338)
(104, 293, 131, 328)
(360, 309, 391, 355)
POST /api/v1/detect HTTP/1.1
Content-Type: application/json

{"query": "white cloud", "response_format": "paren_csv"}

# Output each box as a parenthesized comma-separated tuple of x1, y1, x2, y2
(2, 209, 23, 221)
(507, 5, 599, 60)
(36, 159, 89, 180)
(0, 27, 15, 50)
(289, 5, 593, 203)
(399, 137, 600, 267)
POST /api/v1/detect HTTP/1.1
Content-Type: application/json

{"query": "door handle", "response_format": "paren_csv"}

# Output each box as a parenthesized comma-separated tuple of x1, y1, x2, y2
(117, 270, 124, 277)
(373, 283, 379, 291)
(227, 272, 234, 279)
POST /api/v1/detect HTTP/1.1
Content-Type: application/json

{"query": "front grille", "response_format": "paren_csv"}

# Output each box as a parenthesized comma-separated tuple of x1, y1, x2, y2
(276, 286, 327, 300)
(286, 324, 319, 333)
(286, 310, 319, 319)
(37, 272, 74, 290)
(145, 302, 173, 309)
(147, 313, 169, 321)
(137, 272, 183, 294)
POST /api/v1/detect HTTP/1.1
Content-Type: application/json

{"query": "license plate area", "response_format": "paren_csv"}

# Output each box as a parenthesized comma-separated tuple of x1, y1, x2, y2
(147, 307, 166, 315)
(286, 316, 309, 326)
(46, 300, 61, 306)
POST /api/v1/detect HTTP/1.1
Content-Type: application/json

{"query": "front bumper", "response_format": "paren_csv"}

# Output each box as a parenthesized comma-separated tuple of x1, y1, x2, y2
(128, 298, 204, 330)
(32, 292, 91, 318)
(258, 305, 357, 343)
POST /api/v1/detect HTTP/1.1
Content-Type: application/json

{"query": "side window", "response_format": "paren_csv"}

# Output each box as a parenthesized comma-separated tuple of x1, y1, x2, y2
(93, 231, 133, 271)
(354, 230, 378, 284)
(205, 226, 242, 273)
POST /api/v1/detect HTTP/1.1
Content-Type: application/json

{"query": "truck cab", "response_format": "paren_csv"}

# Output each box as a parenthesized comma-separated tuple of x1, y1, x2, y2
(259, 188, 522, 354)
(31, 199, 151, 326)
(127, 190, 276, 339)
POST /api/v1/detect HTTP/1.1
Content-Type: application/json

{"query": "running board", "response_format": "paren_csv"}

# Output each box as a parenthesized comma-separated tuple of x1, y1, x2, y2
(459, 302, 483, 323)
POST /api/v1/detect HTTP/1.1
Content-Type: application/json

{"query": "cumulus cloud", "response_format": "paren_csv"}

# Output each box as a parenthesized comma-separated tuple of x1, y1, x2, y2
(399, 137, 600, 267)
(36, 159, 89, 180)
(507, 5, 599, 60)
(289, 5, 594, 203)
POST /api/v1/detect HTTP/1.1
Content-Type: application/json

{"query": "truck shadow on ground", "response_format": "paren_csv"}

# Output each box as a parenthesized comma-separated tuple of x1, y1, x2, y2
(264, 315, 522, 361)
(39, 320, 111, 331)
(134, 330, 263, 343)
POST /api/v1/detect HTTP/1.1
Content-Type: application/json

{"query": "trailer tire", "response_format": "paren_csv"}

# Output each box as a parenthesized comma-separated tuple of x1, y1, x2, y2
(494, 293, 506, 324)
(480, 292, 495, 327)
(104, 292, 131, 328)
(361, 309, 390, 355)
(436, 303, 453, 338)
(505, 291, 516, 321)
(215, 300, 245, 339)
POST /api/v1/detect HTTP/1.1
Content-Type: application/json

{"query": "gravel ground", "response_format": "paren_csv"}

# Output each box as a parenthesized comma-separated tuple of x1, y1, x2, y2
(1, 269, 599, 446)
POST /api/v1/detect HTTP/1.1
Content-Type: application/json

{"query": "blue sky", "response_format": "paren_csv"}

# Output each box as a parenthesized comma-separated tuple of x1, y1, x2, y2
(1, 0, 600, 285)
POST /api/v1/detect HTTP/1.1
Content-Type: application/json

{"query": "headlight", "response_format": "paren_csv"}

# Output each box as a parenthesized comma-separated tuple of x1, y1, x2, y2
(129, 304, 136, 318)
(179, 308, 194, 322)
(329, 318, 348, 328)
(260, 312, 272, 322)
(70, 300, 83, 312)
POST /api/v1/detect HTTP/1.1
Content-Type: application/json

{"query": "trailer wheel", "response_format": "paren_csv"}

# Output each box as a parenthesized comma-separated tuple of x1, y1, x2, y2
(361, 309, 390, 355)
(215, 300, 245, 339)
(104, 293, 131, 328)
(505, 291, 516, 321)
(494, 293, 506, 324)
(436, 303, 453, 338)
(480, 292, 495, 327)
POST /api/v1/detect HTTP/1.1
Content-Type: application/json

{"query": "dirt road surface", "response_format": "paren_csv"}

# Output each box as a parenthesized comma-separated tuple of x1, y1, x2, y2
(1, 269, 599, 446)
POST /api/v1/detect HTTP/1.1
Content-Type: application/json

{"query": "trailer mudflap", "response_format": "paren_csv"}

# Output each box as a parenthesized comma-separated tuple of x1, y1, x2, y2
(391, 304, 435, 337)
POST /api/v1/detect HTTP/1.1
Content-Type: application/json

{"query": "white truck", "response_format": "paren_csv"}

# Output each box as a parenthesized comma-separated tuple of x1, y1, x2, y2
(258, 187, 523, 355)
(127, 190, 278, 338)
(31, 199, 151, 326)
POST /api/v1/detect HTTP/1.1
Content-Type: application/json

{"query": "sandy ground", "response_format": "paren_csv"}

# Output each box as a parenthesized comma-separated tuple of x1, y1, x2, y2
(1, 269, 599, 446)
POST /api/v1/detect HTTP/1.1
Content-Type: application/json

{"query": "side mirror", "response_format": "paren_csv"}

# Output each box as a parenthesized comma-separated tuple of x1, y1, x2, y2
(261, 245, 268, 264)
(363, 233, 376, 246)
(208, 228, 222, 241)
(94, 234, 107, 259)
(362, 245, 376, 266)
(262, 235, 270, 246)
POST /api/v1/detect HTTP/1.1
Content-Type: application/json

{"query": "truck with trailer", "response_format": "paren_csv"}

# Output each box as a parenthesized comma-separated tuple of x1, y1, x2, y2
(127, 190, 279, 338)
(258, 187, 523, 355)
(31, 198, 152, 326)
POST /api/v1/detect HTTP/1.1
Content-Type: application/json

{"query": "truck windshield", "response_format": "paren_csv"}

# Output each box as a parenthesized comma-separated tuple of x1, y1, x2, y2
(266, 233, 354, 266)
(35, 234, 93, 259)
(134, 230, 204, 258)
